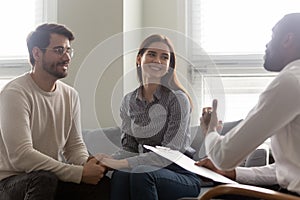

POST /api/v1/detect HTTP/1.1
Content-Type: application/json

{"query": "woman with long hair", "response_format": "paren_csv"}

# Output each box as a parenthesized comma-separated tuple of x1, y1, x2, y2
(99, 34, 201, 200)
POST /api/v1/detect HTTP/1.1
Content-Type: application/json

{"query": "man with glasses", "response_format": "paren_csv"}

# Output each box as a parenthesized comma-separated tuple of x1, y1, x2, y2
(0, 23, 110, 200)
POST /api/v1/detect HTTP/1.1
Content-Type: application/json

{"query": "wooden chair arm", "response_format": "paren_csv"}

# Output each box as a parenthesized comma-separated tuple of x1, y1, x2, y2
(199, 184, 300, 200)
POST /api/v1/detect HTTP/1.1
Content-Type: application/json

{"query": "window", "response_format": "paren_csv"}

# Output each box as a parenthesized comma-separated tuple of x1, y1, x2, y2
(0, 0, 57, 88)
(189, 0, 300, 56)
(187, 0, 299, 121)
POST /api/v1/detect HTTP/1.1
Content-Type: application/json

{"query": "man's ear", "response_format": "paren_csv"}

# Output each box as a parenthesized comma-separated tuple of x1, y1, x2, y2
(32, 47, 42, 62)
(282, 32, 295, 48)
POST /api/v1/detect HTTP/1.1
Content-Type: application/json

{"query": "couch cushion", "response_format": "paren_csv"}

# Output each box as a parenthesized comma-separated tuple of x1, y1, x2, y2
(82, 120, 243, 158)
(190, 119, 243, 160)
(190, 119, 271, 168)
(82, 127, 122, 155)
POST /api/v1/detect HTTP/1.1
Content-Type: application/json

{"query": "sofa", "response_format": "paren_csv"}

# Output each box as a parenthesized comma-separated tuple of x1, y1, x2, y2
(82, 119, 271, 198)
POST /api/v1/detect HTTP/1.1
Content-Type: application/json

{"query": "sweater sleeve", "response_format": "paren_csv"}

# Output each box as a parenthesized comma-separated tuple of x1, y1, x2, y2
(63, 90, 89, 165)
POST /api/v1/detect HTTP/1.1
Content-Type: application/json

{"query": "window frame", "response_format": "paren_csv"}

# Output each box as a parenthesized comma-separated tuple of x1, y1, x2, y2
(0, 0, 57, 77)
(186, 0, 281, 121)
(186, 0, 267, 66)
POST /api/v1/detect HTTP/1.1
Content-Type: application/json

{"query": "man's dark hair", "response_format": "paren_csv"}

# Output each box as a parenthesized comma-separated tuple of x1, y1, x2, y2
(26, 23, 75, 66)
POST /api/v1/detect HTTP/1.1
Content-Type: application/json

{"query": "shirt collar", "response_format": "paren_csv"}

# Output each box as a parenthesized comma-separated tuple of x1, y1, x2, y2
(282, 59, 300, 72)
(135, 85, 163, 102)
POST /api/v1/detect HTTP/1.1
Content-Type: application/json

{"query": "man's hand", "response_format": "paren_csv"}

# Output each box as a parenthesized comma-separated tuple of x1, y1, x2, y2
(195, 157, 236, 180)
(200, 99, 223, 135)
(81, 158, 107, 185)
(207, 99, 219, 133)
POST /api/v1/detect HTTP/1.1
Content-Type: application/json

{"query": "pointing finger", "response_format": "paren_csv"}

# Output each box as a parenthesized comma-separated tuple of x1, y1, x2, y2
(212, 99, 218, 113)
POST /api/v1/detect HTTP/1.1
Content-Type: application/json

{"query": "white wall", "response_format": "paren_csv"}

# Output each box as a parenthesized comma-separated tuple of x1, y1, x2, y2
(124, 0, 199, 124)
(123, 0, 143, 95)
(57, 0, 123, 129)
(123, 0, 189, 93)
(57, 0, 191, 129)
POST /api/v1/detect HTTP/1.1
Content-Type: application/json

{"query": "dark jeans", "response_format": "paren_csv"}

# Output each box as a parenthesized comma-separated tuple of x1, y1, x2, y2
(111, 164, 201, 200)
(0, 170, 110, 200)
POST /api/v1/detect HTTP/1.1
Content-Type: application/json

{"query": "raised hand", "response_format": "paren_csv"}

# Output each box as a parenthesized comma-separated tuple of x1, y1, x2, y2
(207, 99, 219, 133)
(200, 99, 223, 135)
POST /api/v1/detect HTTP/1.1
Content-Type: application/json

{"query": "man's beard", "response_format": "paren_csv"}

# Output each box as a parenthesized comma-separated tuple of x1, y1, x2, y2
(42, 60, 68, 79)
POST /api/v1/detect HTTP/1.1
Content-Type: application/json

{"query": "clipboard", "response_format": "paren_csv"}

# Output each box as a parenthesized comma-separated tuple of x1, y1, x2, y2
(144, 145, 237, 184)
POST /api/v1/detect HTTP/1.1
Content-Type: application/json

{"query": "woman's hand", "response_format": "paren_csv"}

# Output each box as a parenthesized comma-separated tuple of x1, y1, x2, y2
(94, 153, 113, 161)
(93, 153, 129, 170)
(99, 157, 129, 170)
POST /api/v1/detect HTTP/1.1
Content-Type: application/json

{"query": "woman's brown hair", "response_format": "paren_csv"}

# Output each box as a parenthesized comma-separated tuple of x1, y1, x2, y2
(136, 34, 193, 109)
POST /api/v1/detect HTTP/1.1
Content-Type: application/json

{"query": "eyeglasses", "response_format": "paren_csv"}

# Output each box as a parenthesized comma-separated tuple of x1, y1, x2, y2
(40, 47, 74, 58)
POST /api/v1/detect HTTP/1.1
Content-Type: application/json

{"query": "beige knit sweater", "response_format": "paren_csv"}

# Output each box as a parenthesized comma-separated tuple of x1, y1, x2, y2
(0, 73, 89, 183)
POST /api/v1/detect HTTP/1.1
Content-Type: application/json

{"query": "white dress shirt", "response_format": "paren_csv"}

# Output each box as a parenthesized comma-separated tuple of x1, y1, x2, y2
(205, 60, 300, 194)
(236, 164, 277, 185)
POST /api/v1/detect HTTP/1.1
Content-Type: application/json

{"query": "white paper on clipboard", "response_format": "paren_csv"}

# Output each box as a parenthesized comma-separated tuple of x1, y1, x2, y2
(144, 145, 237, 184)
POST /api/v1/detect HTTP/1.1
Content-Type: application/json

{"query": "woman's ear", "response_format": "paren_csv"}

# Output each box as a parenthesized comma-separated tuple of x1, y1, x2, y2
(136, 55, 142, 67)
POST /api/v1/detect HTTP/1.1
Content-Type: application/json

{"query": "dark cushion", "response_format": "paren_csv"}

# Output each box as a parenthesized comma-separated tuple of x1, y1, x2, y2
(244, 148, 267, 167)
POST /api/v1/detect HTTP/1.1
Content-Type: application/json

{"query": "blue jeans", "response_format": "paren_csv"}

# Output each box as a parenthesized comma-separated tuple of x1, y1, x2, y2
(111, 164, 201, 200)
(0, 170, 111, 200)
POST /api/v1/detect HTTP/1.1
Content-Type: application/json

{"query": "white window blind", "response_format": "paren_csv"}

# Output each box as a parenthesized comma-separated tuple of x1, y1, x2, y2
(190, 65, 275, 121)
(187, 0, 300, 121)
(189, 0, 300, 56)
(0, 0, 57, 88)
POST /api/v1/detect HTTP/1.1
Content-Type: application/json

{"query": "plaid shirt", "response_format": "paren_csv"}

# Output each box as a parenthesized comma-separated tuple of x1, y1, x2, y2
(118, 86, 192, 168)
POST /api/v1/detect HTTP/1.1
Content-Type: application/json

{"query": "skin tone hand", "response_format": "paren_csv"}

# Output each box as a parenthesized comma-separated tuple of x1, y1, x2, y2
(208, 99, 220, 133)
(200, 99, 223, 135)
(100, 158, 129, 170)
(81, 158, 107, 185)
(93, 153, 129, 170)
(195, 157, 236, 180)
(90, 152, 130, 170)
(94, 153, 113, 161)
